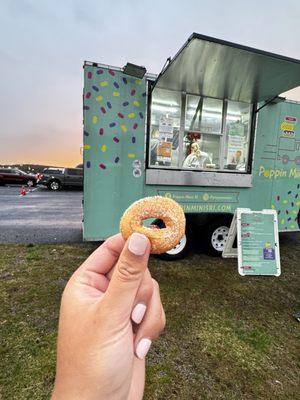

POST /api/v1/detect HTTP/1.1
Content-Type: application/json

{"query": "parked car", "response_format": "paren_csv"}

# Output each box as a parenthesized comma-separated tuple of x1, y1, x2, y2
(0, 168, 37, 186)
(39, 168, 83, 190)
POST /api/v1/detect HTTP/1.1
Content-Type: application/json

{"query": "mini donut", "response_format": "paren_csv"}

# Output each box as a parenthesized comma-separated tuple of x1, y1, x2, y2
(120, 196, 186, 254)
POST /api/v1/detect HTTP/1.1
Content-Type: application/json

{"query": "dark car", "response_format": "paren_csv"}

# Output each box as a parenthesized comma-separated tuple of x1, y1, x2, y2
(39, 167, 83, 190)
(0, 168, 37, 186)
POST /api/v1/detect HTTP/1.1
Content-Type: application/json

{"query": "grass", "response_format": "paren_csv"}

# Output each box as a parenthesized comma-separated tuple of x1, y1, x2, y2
(0, 238, 299, 400)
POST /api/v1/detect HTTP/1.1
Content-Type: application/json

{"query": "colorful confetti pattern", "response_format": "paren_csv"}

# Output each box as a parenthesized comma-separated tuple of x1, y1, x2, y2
(83, 66, 146, 171)
(83, 64, 147, 239)
(271, 183, 300, 230)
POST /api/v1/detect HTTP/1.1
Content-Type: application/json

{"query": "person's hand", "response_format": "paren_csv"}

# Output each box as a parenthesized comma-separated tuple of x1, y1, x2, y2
(51, 233, 166, 400)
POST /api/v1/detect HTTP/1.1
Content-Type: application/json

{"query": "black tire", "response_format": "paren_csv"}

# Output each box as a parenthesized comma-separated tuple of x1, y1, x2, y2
(202, 215, 233, 257)
(151, 219, 191, 261)
(48, 180, 61, 191)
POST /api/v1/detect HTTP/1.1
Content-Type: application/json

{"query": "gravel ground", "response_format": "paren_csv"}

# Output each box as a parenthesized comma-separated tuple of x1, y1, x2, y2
(0, 186, 83, 243)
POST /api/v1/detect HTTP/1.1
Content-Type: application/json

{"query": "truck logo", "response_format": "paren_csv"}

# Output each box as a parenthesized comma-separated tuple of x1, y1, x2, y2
(202, 193, 209, 201)
(278, 136, 300, 165)
(285, 115, 297, 123)
(282, 130, 295, 137)
(280, 122, 294, 132)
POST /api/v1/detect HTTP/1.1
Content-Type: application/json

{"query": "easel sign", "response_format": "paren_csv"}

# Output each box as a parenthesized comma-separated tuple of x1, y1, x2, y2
(223, 209, 281, 276)
(222, 208, 250, 259)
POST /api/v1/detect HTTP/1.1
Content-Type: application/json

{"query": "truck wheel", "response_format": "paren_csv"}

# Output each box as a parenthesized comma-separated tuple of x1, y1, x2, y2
(202, 216, 233, 257)
(151, 219, 190, 261)
(48, 180, 61, 191)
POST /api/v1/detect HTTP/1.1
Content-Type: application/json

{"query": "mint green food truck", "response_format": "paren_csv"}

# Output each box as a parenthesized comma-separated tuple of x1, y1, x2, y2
(83, 33, 300, 259)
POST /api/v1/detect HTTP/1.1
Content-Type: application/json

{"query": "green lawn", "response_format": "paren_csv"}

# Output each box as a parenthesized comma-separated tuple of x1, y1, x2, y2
(0, 239, 299, 400)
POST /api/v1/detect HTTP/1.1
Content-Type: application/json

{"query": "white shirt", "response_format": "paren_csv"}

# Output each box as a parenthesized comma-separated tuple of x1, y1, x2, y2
(183, 150, 212, 168)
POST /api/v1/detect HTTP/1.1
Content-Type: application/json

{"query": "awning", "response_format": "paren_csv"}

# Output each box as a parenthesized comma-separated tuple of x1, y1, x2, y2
(153, 33, 300, 103)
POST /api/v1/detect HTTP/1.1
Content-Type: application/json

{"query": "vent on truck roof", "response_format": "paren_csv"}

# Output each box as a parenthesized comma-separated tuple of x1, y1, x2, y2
(123, 62, 146, 79)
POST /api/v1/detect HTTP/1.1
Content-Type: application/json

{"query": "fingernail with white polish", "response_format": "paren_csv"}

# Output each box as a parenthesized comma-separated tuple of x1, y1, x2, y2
(132, 303, 147, 324)
(128, 233, 148, 256)
(136, 338, 152, 360)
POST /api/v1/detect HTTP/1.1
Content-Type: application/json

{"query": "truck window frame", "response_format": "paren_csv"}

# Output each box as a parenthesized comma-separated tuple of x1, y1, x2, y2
(145, 81, 256, 188)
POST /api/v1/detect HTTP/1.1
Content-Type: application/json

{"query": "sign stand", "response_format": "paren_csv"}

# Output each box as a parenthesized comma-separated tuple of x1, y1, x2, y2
(223, 208, 281, 276)
(223, 208, 250, 258)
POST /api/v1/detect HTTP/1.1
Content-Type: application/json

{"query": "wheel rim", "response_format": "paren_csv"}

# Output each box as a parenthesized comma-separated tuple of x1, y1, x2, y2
(211, 226, 229, 252)
(166, 235, 187, 255)
(51, 182, 59, 190)
(27, 180, 33, 187)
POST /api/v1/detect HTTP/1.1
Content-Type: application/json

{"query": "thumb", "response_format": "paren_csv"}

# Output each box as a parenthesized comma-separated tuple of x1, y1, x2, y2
(102, 233, 150, 321)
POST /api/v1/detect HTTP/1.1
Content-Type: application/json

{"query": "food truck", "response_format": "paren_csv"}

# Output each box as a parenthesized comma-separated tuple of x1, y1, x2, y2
(83, 33, 300, 259)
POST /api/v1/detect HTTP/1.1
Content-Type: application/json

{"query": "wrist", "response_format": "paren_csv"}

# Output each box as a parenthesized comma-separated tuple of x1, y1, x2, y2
(51, 382, 88, 400)
(52, 380, 129, 400)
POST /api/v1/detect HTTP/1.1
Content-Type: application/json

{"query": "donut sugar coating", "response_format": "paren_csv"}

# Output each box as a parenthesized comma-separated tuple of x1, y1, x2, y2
(120, 196, 186, 254)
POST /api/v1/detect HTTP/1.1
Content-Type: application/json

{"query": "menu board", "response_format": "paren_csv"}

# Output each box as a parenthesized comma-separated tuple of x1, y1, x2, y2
(237, 209, 281, 276)
(159, 117, 174, 139)
(156, 142, 172, 163)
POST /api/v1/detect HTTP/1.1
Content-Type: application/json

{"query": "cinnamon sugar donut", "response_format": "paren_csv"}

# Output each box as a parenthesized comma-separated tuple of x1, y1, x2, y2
(120, 196, 186, 254)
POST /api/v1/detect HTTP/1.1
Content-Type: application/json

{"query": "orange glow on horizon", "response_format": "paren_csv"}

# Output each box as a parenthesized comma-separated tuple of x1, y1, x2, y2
(1, 147, 83, 168)
(1, 121, 83, 168)
(1, 155, 82, 168)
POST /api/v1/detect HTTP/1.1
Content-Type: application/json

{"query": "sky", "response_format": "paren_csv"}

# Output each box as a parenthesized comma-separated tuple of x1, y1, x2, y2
(1, 0, 300, 167)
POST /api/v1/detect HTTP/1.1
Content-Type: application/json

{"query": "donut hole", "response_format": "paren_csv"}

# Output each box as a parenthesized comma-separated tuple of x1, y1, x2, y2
(141, 218, 157, 228)
(141, 218, 168, 230)
(142, 218, 166, 230)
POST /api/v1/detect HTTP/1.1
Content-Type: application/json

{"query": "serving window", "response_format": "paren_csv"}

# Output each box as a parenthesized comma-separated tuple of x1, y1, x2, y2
(148, 88, 253, 173)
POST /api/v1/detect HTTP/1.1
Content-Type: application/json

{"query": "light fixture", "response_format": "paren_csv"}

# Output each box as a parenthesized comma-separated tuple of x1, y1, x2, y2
(123, 62, 146, 78)
(152, 99, 179, 106)
(151, 104, 179, 113)
(186, 110, 240, 120)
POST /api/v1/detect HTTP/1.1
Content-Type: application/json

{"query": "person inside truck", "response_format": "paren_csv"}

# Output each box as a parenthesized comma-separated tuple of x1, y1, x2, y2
(231, 150, 246, 171)
(51, 233, 165, 400)
(231, 150, 242, 165)
(182, 141, 212, 169)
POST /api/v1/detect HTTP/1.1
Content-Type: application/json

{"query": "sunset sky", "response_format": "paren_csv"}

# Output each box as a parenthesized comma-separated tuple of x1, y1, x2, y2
(1, 0, 300, 167)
